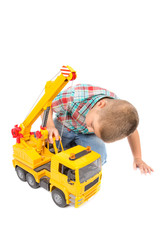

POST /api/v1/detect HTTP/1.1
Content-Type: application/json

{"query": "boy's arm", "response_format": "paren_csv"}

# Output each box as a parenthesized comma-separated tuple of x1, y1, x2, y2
(41, 108, 60, 143)
(127, 129, 154, 174)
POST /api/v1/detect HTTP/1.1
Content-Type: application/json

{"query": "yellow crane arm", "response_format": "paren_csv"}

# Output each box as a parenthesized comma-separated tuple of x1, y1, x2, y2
(12, 66, 76, 141)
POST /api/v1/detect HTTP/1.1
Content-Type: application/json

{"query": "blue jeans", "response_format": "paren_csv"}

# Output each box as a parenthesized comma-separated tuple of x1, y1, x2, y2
(54, 118, 107, 165)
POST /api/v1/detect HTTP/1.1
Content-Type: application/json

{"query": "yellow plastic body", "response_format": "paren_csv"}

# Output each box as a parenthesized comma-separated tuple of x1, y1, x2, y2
(13, 143, 102, 207)
(12, 66, 102, 208)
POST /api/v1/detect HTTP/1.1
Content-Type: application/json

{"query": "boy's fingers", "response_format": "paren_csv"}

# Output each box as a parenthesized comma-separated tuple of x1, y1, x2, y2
(145, 165, 154, 174)
(49, 133, 53, 143)
(49, 137, 53, 144)
(140, 167, 144, 174)
(144, 168, 148, 175)
(133, 159, 154, 174)
(55, 135, 60, 141)
(141, 166, 153, 175)
(54, 131, 60, 141)
(148, 166, 153, 174)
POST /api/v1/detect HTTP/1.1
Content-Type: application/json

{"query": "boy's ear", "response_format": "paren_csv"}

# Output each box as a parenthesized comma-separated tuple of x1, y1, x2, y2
(97, 99, 106, 108)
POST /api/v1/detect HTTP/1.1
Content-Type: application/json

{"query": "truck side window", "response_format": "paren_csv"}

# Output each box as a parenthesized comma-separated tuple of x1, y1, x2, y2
(59, 164, 69, 176)
(59, 164, 75, 181)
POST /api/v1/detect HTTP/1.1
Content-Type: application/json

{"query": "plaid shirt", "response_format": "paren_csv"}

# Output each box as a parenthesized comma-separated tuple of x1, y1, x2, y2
(51, 84, 118, 134)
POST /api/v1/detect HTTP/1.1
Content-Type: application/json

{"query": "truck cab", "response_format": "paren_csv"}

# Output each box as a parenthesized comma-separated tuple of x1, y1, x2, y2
(50, 145, 102, 207)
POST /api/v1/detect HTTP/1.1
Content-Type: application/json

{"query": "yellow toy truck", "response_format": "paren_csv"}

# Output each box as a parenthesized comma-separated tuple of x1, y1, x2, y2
(11, 66, 102, 208)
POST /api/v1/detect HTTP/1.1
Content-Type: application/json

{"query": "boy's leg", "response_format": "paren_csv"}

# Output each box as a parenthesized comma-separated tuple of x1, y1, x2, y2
(74, 133, 107, 165)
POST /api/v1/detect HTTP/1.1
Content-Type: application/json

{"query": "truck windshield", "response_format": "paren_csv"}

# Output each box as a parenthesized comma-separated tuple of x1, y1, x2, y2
(79, 158, 101, 183)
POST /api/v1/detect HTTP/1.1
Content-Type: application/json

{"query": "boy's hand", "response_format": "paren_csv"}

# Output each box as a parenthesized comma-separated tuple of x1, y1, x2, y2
(47, 127, 60, 143)
(133, 158, 154, 175)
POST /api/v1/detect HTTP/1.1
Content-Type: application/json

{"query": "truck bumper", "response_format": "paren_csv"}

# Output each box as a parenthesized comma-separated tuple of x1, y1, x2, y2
(69, 183, 101, 208)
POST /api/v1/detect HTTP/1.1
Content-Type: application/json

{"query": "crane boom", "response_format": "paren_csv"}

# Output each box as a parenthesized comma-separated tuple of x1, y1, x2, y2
(13, 66, 76, 141)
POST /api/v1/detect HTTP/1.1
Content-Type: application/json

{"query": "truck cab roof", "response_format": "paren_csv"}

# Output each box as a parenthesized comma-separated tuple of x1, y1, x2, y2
(55, 145, 101, 169)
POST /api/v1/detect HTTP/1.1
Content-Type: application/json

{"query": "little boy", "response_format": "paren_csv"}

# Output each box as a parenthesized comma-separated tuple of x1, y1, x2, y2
(45, 84, 153, 174)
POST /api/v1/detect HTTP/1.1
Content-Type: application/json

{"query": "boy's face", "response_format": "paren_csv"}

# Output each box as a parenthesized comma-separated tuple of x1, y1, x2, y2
(85, 99, 106, 138)
(85, 108, 100, 137)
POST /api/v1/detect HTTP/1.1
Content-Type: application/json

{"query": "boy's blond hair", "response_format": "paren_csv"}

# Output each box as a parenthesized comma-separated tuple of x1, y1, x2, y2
(98, 98, 139, 143)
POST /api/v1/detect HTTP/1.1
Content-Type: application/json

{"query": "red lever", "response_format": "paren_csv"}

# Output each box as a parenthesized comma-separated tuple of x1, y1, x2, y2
(11, 125, 23, 143)
(35, 131, 42, 138)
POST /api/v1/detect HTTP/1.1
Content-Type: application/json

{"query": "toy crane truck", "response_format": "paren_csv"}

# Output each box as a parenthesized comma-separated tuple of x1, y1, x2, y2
(11, 66, 102, 208)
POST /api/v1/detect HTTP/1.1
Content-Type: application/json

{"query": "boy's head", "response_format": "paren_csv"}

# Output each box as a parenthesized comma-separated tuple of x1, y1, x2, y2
(85, 98, 139, 143)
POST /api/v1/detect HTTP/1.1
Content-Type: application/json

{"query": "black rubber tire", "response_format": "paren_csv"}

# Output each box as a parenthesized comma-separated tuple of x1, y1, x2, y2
(26, 173, 40, 189)
(16, 166, 26, 182)
(51, 188, 67, 208)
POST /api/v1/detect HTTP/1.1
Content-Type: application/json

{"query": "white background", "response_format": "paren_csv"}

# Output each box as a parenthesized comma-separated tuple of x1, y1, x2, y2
(0, 0, 160, 239)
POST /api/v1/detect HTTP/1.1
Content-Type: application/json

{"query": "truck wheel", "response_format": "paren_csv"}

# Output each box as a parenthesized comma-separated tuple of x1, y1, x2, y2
(51, 188, 67, 208)
(16, 166, 26, 182)
(26, 173, 39, 189)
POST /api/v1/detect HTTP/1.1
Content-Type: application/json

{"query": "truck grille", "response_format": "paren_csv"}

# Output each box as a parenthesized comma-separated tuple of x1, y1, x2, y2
(85, 177, 99, 191)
